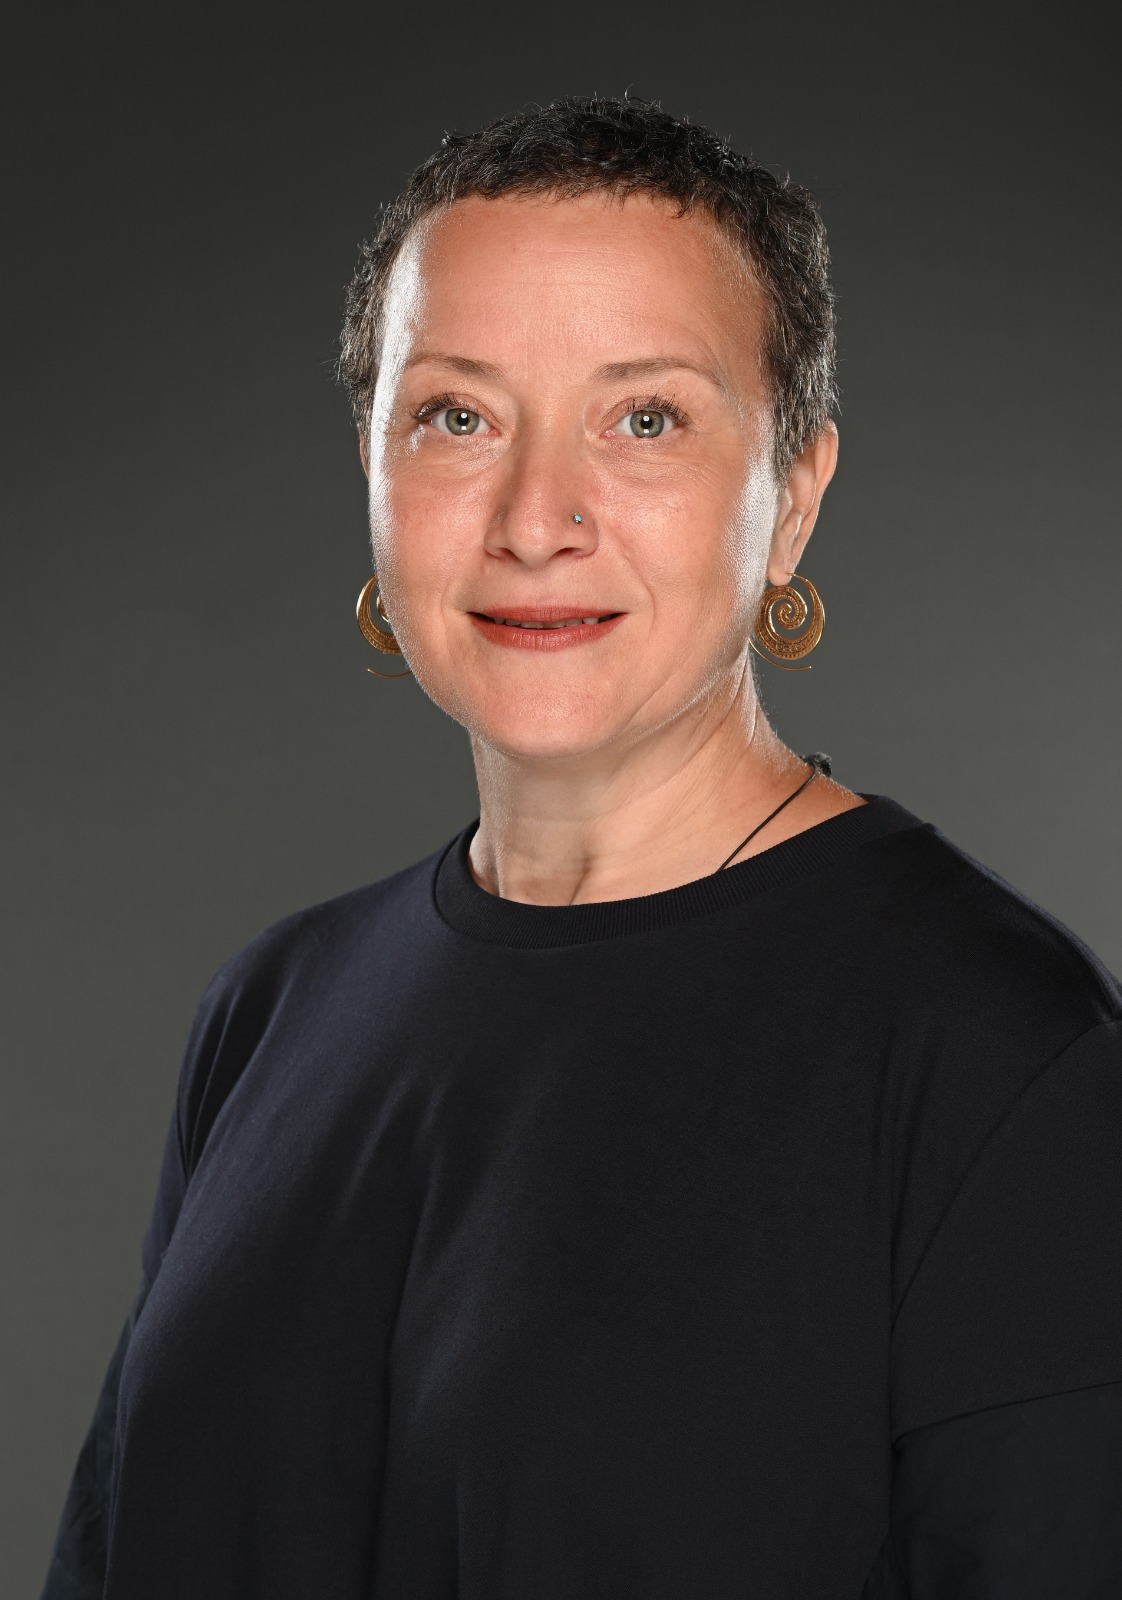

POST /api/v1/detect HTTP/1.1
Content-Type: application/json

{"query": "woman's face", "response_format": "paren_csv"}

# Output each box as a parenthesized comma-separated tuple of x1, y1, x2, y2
(365, 191, 827, 762)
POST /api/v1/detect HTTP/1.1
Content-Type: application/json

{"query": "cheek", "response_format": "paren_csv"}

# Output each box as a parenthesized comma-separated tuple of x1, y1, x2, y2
(603, 465, 766, 627)
(694, 464, 776, 609)
(366, 460, 483, 684)
(369, 454, 460, 592)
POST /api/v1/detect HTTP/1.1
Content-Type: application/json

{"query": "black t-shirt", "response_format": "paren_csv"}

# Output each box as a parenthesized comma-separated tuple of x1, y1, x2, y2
(42, 796, 1122, 1597)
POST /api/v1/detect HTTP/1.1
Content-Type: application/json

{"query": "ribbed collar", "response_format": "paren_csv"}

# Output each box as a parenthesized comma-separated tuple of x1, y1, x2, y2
(434, 794, 926, 949)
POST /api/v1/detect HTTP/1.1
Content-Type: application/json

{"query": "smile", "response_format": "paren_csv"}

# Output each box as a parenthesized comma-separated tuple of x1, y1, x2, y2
(480, 614, 618, 629)
(468, 609, 625, 650)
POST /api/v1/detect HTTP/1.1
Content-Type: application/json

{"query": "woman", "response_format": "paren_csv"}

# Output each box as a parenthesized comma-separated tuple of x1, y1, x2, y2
(44, 97, 1122, 1599)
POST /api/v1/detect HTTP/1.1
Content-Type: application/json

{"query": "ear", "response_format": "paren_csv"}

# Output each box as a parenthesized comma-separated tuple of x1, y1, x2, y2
(766, 421, 838, 586)
(358, 431, 371, 479)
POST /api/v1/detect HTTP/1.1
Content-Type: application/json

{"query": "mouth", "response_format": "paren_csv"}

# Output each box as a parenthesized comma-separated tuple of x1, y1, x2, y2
(468, 605, 625, 650)
(476, 612, 621, 629)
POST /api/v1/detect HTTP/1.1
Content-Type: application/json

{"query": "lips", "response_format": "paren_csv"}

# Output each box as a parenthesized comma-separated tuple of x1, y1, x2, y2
(479, 613, 616, 629)
(468, 605, 624, 651)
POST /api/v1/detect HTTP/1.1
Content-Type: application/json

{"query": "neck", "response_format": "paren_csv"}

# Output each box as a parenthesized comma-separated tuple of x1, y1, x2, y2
(467, 670, 862, 905)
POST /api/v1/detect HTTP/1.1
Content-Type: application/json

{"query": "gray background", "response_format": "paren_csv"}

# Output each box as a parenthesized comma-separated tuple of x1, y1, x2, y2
(3, 1, 1119, 1590)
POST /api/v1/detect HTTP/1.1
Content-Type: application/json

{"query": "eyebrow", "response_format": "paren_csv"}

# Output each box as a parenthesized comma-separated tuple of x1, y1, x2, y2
(402, 351, 730, 396)
(591, 356, 730, 397)
(401, 352, 504, 379)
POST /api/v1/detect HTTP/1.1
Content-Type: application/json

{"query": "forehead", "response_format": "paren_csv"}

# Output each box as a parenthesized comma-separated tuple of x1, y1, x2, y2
(380, 191, 765, 384)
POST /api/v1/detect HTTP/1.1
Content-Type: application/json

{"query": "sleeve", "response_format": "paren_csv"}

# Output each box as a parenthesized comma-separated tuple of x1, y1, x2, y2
(858, 1379, 1122, 1597)
(38, 1274, 151, 1600)
(39, 1046, 193, 1599)
(39, 915, 307, 1597)
(890, 1018, 1122, 1436)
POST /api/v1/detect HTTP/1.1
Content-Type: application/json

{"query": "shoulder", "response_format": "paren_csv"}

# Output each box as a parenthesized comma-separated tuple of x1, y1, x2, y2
(855, 812, 1122, 1429)
(172, 835, 458, 1166)
(204, 838, 452, 1001)
(857, 809, 1122, 1352)
(857, 806, 1121, 1039)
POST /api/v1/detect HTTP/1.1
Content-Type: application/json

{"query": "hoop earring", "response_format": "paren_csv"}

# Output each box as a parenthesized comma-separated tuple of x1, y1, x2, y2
(356, 574, 412, 679)
(749, 572, 825, 672)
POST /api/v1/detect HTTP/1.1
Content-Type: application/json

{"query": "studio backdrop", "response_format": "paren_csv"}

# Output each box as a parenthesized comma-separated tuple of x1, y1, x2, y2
(2, 2, 1118, 1592)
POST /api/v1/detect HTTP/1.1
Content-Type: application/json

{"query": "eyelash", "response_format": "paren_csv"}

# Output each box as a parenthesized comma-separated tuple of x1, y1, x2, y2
(413, 392, 468, 425)
(615, 393, 689, 429)
(411, 391, 690, 430)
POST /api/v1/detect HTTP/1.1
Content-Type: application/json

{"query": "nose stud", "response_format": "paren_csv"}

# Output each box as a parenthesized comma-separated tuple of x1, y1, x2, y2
(572, 513, 583, 524)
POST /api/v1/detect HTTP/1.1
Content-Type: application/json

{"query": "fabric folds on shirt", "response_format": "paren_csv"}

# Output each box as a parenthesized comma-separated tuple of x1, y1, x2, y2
(45, 1349, 1122, 1598)
(860, 1381, 1122, 1597)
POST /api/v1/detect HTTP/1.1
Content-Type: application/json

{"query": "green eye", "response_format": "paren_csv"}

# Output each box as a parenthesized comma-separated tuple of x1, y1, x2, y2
(610, 406, 678, 439)
(436, 407, 484, 435)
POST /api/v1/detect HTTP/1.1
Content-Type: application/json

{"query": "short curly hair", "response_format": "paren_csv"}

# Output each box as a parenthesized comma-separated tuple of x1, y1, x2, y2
(337, 96, 837, 477)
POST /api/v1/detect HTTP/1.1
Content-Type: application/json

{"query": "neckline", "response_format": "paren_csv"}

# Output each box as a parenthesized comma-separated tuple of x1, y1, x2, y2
(433, 794, 927, 949)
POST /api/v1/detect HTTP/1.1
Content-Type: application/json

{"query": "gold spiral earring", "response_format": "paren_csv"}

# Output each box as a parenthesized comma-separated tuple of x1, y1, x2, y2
(749, 572, 825, 671)
(356, 574, 412, 679)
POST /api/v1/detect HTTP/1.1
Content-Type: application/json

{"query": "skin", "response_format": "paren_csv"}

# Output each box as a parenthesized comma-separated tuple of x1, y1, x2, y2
(361, 190, 864, 904)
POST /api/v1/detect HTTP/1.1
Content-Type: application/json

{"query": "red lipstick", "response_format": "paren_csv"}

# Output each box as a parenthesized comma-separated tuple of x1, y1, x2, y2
(469, 605, 624, 650)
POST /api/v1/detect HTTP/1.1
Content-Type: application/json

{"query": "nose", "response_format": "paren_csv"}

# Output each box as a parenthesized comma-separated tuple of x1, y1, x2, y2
(483, 431, 598, 569)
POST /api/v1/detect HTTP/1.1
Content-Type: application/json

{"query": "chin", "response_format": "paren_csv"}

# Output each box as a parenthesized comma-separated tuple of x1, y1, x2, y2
(453, 681, 631, 764)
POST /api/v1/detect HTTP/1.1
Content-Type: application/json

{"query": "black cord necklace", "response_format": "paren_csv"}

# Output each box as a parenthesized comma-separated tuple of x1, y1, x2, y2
(716, 752, 833, 871)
